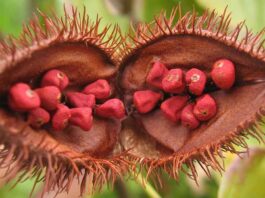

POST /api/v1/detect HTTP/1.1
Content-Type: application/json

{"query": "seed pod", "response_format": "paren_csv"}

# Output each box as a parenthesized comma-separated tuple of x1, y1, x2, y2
(133, 90, 162, 113)
(83, 79, 111, 99)
(193, 94, 217, 121)
(66, 92, 95, 108)
(0, 8, 123, 196)
(8, 83, 40, 112)
(186, 68, 207, 95)
(118, 6, 265, 192)
(181, 104, 200, 130)
(211, 59, 236, 89)
(160, 95, 189, 122)
(146, 61, 168, 89)
(52, 104, 71, 131)
(0, 6, 265, 197)
(28, 107, 50, 128)
(41, 69, 69, 90)
(95, 98, 125, 119)
(162, 68, 185, 93)
(35, 86, 61, 111)
(69, 108, 93, 131)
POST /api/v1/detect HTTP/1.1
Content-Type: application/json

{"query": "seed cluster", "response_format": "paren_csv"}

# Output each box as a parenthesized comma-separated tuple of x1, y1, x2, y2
(8, 70, 126, 131)
(133, 59, 236, 130)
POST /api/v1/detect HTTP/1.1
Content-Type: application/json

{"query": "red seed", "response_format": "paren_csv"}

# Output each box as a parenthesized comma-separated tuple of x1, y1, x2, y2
(28, 107, 50, 128)
(146, 61, 168, 89)
(162, 69, 185, 94)
(181, 104, 200, 130)
(8, 83, 40, 112)
(160, 96, 189, 122)
(133, 90, 162, 114)
(211, 59, 235, 89)
(66, 92, 95, 108)
(83, 79, 111, 99)
(185, 68, 207, 95)
(70, 108, 93, 131)
(41, 69, 69, 91)
(95, 98, 125, 119)
(52, 104, 71, 131)
(193, 94, 217, 121)
(36, 86, 61, 111)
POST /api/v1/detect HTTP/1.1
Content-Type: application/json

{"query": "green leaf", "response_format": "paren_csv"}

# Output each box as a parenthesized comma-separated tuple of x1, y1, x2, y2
(0, 0, 29, 37)
(196, 0, 265, 32)
(0, 177, 40, 198)
(218, 148, 265, 198)
(143, 0, 204, 22)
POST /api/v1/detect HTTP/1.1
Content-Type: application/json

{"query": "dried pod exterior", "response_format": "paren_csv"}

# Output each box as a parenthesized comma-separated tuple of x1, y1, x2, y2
(118, 6, 265, 187)
(0, 7, 127, 197)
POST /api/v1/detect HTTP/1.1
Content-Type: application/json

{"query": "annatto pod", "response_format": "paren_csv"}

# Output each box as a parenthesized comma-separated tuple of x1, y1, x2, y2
(118, 5, 265, 191)
(0, 8, 124, 197)
(0, 5, 264, 197)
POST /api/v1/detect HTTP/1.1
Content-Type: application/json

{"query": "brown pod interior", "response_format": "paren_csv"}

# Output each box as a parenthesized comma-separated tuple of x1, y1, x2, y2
(0, 41, 122, 158)
(118, 35, 265, 158)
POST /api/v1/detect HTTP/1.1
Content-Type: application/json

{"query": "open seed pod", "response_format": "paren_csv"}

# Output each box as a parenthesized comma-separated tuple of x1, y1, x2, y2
(0, 8, 128, 196)
(118, 7, 265, 184)
(0, 5, 265, 197)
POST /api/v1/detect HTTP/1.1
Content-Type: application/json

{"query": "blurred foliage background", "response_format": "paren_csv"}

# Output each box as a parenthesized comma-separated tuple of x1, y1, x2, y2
(0, 0, 264, 198)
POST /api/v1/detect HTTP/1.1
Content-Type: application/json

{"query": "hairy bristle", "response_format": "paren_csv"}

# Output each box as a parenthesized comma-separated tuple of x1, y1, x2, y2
(0, 128, 130, 197)
(0, 6, 121, 69)
(119, 6, 265, 63)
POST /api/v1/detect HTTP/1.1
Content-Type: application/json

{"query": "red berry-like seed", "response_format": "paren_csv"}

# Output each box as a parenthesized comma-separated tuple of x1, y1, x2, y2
(52, 104, 71, 131)
(162, 69, 185, 94)
(185, 68, 207, 95)
(83, 79, 111, 99)
(8, 83, 40, 112)
(160, 96, 189, 122)
(193, 94, 217, 121)
(95, 98, 125, 119)
(146, 61, 168, 89)
(66, 92, 95, 108)
(211, 59, 235, 89)
(28, 107, 50, 128)
(41, 69, 69, 90)
(70, 108, 93, 131)
(36, 86, 61, 111)
(181, 104, 200, 130)
(133, 90, 162, 114)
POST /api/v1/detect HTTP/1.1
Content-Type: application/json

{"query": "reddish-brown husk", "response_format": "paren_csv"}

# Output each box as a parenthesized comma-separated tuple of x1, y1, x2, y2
(0, 5, 264, 198)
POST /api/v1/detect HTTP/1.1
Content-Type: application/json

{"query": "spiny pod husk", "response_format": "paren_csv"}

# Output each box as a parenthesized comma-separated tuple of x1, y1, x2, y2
(0, 7, 125, 197)
(118, 4, 265, 193)
(0, 5, 264, 197)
